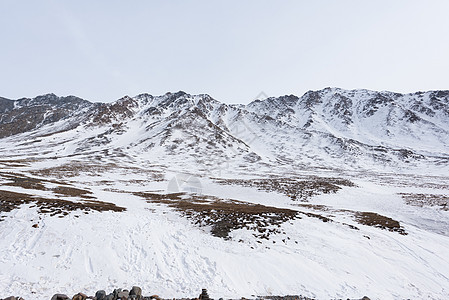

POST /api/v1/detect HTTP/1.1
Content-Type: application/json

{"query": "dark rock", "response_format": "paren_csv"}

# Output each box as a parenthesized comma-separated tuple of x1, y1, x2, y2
(199, 289, 210, 300)
(3, 297, 17, 300)
(51, 294, 70, 300)
(0, 94, 92, 138)
(105, 294, 115, 300)
(113, 289, 122, 296)
(117, 290, 129, 300)
(72, 293, 87, 300)
(129, 286, 142, 298)
(95, 290, 107, 300)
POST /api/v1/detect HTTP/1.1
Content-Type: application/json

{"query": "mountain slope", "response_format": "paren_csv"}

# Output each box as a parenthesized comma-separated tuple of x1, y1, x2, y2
(1, 88, 449, 175)
(1, 88, 449, 299)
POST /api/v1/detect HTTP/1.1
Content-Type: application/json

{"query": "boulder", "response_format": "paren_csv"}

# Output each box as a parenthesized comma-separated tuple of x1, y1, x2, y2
(117, 290, 129, 300)
(51, 294, 70, 300)
(105, 294, 115, 300)
(113, 289, 122, 297)
(72, 293, 87, 300)
(129, 286, 142, 298)
(95, 290, 107, 300)
(199, 289, 209, 300)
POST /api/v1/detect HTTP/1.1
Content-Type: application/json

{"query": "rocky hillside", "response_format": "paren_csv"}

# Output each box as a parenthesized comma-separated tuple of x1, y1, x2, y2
(0, 94, 93, 138)
(1, 88, 448, 174)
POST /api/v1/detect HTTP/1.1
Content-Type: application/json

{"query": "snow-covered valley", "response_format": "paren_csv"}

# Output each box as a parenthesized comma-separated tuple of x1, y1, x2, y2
(0, 88, 448, 299)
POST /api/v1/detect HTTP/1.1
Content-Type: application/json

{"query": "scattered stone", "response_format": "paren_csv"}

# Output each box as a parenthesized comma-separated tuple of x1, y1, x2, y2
(0, 287, 346, 300)
(259, 296, 315, 300)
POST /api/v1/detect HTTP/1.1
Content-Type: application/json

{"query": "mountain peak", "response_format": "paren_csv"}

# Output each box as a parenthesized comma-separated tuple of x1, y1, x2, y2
(1, 88, 448, 170)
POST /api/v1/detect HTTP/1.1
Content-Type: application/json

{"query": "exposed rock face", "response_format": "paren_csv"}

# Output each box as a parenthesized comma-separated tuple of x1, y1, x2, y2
(0, 94, 93, 138)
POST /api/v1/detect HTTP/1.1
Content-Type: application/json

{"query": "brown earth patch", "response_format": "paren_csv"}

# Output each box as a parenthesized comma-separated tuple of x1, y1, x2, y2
(354, 212, 407, 235)
(30, 161, 165, 182)
(135, 192, 301, 239)
(52, 186, 95, 199)
(295, 203, 406, 235)
(214, 177, 355, 201)
(0, 190, 125, 220)
(0, 172, 95, 199)
(30, 161, 119, 178)
(136, 191, 407, 239)
(399, 193, 449, 210)
(0, 172, 65, 189)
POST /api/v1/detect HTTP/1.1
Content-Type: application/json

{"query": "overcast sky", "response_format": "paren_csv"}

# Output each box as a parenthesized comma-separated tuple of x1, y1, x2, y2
(1, 1, 449, 104)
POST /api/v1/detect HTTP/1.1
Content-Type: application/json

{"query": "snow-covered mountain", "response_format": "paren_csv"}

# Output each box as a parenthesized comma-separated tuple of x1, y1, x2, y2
(1, 88, 449, 299)
(1, 88, 448, 174)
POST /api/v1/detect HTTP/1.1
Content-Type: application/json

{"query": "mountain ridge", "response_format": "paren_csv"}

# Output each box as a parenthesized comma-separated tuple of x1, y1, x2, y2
(1, 88, 448, 175)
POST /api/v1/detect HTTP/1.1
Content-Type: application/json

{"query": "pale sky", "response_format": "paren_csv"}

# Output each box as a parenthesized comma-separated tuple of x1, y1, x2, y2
(1, 1, 449, 104)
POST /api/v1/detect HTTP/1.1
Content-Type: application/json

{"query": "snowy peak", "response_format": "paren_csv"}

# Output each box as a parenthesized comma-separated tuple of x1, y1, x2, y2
(0, 97, 14, 113)
(285, 88, 449, 150)
(90, 96, 139, 125)
(15, 93, 91, 109)
(0, 94, 93, 138)
(1, 88, 448, 173)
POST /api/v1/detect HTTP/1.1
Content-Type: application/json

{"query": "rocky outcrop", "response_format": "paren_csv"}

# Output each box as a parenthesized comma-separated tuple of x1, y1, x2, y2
(0, 94, 93, 138)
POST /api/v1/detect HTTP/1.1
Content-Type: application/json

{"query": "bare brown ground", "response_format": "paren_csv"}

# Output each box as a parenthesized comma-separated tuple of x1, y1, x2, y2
(135, 191, 300, 239)
(0, 190, 125, 221)
(296, 203, 407, 235)
(214, 177, 355, 201)
(399, 192, 449, 210)
(354, 212, 407, 235)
